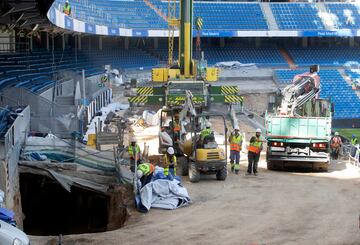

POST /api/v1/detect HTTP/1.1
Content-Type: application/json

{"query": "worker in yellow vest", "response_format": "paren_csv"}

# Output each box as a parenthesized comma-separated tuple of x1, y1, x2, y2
(127, 137, 141, 172)
(136, 163, 155, 188)
(63, 0, 71, 15)
(228, 126, 243, 174)
(163, 147, 177, 176)
(247, 128, 263, 176)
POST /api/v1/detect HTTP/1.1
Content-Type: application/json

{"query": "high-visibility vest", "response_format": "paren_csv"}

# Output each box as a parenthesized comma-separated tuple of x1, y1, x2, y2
(63, 5, 71, 15)
(201, 128, 212, 140)
(128, 144, 140, 159)
(163, 154, 177, 176)
(229, 134, 242, 152)
(248, 136, 262, 154)
(351, 138, 358, 145)
(138, 163, 155, 176)
(173, 121, 180, 132)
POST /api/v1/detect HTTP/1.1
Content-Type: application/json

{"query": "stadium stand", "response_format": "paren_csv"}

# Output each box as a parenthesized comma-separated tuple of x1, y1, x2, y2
(286, 47, 360, 67)
(271, 3, 324, 30)
(147, 44, 287, 67)
(56, 0, 268, 30)
(274, 69, 360, 119)
(0, 48, 158, 92)
(60, 0, 168, 29)
(326, 3, 360, 29)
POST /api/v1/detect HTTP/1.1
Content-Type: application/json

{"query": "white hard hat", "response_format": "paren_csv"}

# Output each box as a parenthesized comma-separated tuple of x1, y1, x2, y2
(206, 122, 211, 128)
(136, 170, 143, 179)
(167, 147, 175, 155)
(130, 137, 137, 142)
(256, 128, 262, 133)
(334, 132, 339, 136)
(234, 126, 239, 130)
(66, 0, 69, 3)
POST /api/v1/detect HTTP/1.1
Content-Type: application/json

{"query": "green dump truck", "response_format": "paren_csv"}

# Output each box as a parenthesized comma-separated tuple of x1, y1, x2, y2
(266, 67, 332, 171)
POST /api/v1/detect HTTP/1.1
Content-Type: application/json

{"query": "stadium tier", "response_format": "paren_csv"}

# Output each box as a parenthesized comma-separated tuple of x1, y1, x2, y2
(271, 3, 324, 30)
(274, 69, 360, 119)
(0, 49, 158, 92)
(326, 3, 360, 29)
(286, 47, 360, 67)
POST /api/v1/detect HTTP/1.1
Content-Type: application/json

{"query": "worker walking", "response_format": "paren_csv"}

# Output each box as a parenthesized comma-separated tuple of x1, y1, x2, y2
(136, 163, 155, 188)
(330, 132, 342, 160)
(228, 126, 243, 174)
(163, 147, 177, 177)
(63, 0, 71, 15)
(247, 128, 263, 176)
(127, 137, 141, 172)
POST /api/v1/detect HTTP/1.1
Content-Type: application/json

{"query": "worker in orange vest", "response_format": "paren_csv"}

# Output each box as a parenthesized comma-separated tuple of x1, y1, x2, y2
(247, 128, 263, 176)
(228, 126, 243, 174)
(172, 116, 181, 141)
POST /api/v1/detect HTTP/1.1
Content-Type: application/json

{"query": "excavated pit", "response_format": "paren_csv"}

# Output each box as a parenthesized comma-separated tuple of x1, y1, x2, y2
(20, 173, 131, 236)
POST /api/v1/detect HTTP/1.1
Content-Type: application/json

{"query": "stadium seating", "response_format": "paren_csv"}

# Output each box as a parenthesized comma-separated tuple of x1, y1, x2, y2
(326, 3, 360, 29)
(271, 3, 324, 30)
(286, 47, 360, 67)
(0, 49, 159, 92)
(147, 45, 287, 67)
(55, 0, 268, 30)
(274, 69, 360, 119)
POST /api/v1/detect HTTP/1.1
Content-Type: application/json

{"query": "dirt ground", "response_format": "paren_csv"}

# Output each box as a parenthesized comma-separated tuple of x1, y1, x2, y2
(30, 157, 360, 245)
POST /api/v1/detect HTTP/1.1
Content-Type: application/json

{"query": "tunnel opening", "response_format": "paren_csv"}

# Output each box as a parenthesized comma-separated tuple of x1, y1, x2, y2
(20, 172, 113, 235)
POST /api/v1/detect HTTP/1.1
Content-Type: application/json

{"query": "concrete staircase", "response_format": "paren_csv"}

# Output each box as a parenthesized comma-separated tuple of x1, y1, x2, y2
(260, 3, 279, 30)
(279, 48, 297, 70)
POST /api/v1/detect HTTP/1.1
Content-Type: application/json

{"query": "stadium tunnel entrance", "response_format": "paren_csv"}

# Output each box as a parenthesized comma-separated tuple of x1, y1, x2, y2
(19, 173, 130, 235)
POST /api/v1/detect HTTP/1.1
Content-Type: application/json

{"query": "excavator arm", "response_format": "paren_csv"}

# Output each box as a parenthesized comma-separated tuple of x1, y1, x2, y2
(278, 66, 320, 116)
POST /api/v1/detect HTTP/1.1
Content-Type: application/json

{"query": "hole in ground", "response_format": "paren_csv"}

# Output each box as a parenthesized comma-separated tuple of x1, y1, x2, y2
(20, 172, 128, 236)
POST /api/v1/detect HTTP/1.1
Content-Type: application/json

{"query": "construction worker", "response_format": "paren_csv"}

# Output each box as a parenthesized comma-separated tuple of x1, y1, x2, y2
(351, 134, 358, 146)
(247, 128, 263, 176)
(127, 137, 141, 172)
(350, 134, 358, 157)
(136, 162, 155, 188)
(200, 121, 214, 145)
(163, 147, 177, 177)
(228, 126, 243, 174)
(330, 132, 342, 160)
(63, 0, 71, 15)
(173, 116, 181, 141)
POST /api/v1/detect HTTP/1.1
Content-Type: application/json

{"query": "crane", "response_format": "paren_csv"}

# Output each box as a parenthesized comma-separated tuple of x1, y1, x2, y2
(129, 0, 243, 108)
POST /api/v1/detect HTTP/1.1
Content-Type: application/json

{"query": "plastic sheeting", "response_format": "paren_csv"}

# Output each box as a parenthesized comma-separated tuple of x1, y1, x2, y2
(139, 179, 191, 211)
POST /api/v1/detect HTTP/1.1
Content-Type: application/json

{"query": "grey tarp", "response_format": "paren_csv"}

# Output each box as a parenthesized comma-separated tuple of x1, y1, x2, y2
(140, 179, 191, 211)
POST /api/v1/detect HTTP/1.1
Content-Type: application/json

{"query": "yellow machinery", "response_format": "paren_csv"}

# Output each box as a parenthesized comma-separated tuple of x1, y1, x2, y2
(180, 112, 228, 182)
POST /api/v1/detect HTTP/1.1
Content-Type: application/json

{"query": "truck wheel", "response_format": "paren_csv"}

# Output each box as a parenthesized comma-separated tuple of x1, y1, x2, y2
(181, 158, 189, 176)
(189, 162, 200, 183)
(216, 166, 227, 181)
(267, 161, 275, 170)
